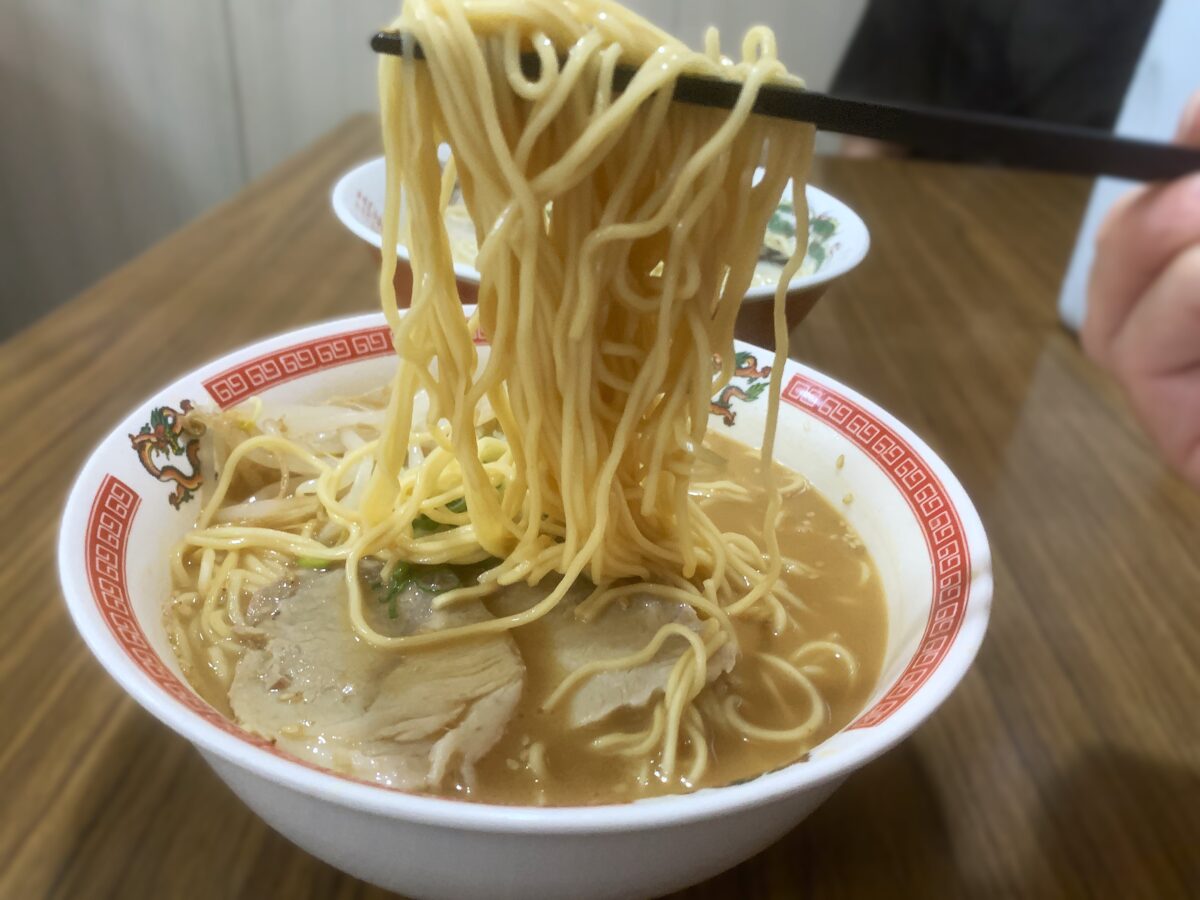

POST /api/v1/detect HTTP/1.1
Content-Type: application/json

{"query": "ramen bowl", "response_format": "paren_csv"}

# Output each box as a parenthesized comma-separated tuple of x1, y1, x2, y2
(59, 312, 989, 900)
(331, 157, 871, 336)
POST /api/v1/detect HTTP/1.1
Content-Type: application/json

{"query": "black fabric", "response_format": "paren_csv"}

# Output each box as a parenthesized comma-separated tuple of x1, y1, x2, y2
(831, 0, 1162, 156)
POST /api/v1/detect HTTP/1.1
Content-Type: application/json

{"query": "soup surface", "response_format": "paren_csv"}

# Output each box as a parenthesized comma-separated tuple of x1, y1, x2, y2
(167, 428, 886, 806)
(475, 433, 886, 804)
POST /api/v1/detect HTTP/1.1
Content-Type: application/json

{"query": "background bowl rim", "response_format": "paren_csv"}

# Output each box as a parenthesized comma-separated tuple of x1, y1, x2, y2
(330, 158, 872, 297)
(58, 311, 990, 835)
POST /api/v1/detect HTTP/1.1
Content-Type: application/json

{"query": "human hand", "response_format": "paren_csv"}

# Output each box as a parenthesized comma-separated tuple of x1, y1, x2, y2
(1083, 91, 1200, 488)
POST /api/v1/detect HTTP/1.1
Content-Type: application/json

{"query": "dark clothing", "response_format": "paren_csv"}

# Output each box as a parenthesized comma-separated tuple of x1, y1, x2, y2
(832, 0, 1162, 155)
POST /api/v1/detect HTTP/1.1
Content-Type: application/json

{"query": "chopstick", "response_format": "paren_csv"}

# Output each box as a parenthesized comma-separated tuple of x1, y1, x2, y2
(372, 30, 1200, 183)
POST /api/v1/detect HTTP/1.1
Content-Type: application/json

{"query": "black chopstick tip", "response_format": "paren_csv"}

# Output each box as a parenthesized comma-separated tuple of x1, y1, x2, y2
(372, 31, 426, 59)
(370, 31, 398, 53)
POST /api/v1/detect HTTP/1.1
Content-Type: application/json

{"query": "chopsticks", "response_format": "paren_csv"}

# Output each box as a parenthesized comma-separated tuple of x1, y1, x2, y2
(372, 30, 1200, 183)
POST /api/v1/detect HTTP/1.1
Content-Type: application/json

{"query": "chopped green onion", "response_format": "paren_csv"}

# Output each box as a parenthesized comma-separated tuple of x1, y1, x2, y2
(412, 514, 443, 536)
(376, 562, 411, 619)
(296, 556, 332, 569)
(371, 557, 488, 620)
(413, 497, 467, 535)
(415, 567, 461, 594)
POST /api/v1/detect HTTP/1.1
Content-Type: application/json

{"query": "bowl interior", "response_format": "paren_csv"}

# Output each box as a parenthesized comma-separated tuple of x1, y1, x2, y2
(331, 158, 870, 297)
(60, 312, 989, 827)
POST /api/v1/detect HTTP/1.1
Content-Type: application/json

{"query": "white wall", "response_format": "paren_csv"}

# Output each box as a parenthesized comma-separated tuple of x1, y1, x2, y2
(0, 1, 245, 336)
(0, 0, 864, 340)
(224, 0, 399, 179)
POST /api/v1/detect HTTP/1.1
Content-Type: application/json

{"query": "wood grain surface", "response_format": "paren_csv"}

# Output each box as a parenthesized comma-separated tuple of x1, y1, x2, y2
(1, 115, 1197, 899)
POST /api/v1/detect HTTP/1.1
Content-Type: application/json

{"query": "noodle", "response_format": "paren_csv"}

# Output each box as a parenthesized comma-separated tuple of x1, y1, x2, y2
(165, 0, 868, 795)
(350, 1, 814, 777)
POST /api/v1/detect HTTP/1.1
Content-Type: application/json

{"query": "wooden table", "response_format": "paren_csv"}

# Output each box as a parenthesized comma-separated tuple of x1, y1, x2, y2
(2, 115, 1197, 899)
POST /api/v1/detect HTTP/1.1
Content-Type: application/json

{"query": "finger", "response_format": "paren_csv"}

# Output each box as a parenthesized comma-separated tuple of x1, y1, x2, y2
(1083, 171, 1200, 365)
(1176, 88, 1200, 144)
(1112, 244, 1200, 377)
(1082, 89, 1200, 364)
(1110, 244, 1200, 487)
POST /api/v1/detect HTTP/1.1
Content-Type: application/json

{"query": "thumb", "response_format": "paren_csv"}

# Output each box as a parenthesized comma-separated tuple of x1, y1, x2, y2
(1177, 89, 1200, 146)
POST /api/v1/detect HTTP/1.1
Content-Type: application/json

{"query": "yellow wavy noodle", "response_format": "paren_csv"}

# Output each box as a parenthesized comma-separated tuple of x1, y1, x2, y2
(165, 1, 883, 796)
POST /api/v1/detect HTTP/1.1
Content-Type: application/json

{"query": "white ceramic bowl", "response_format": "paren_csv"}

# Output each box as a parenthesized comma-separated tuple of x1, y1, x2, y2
(332, 157, 871, 303)
(59, 312, 990, 900)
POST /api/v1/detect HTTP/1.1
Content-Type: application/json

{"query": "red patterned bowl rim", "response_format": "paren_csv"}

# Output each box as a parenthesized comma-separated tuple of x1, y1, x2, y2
(59, 312, 992, 832)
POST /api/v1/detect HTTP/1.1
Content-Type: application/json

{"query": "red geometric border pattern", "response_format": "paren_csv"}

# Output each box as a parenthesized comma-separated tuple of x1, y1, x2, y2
(202, 326, 394, 409)
(202, 323, 491, 409)
(354, 188, 384, 232)
(781, 374, 970, 729)
(85, 475, 275, 749)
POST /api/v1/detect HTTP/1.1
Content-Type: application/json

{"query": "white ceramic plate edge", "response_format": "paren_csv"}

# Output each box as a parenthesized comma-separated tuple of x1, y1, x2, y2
(330, 158, 871, 296)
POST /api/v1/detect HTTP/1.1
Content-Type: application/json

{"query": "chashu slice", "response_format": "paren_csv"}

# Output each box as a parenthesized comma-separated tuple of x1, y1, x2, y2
(229, 569, 523, 790)
(493, 581, 736, 728)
